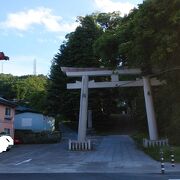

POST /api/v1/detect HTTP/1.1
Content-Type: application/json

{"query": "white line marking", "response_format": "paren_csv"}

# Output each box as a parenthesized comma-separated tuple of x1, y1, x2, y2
(168, 179, 180, 180)
(15, 159, 32, 165)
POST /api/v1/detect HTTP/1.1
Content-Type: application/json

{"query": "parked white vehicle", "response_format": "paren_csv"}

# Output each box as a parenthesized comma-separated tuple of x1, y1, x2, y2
(2, 135, 14, 149)
(0, 136, 9, 153)
(0, 135, 14, 153)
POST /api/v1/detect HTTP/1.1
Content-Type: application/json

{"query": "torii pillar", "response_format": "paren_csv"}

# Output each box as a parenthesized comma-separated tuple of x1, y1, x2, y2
(78, 75, 89, 142)
(143, 76, 158, 140)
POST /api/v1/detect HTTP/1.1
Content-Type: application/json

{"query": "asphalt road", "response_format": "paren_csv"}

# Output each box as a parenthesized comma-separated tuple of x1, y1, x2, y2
(0, 173, 180, 180)
(0, 134, 179, 175)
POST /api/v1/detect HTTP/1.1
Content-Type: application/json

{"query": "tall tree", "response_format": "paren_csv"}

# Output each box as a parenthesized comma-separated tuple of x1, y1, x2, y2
(47, 15, 103, 120)
(93, 0, 180, 142)
(48, 13, 139, 129)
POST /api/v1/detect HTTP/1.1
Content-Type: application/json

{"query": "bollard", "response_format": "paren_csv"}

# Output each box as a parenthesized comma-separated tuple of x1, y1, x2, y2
(69, 139, 72, 150)
(160, 149, 165, 174)
(88, 140, 91, 150)
(170, 147, 175, 167)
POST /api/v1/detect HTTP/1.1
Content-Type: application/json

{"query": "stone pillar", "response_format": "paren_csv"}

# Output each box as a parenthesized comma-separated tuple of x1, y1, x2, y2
(87, 110, 92, 129)
(143, 76, 158, 140)
(78, 75, 89, 142)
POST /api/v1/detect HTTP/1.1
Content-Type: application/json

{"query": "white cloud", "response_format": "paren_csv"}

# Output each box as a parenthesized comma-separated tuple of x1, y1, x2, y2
(0, 7, 78, 33)
(94, 0, 135, 16)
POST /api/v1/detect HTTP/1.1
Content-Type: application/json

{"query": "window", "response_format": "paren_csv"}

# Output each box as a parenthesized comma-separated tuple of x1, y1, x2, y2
(5, 107, 11, 116)
(4, 128, 10, 135)
(4, 107, 12, 120)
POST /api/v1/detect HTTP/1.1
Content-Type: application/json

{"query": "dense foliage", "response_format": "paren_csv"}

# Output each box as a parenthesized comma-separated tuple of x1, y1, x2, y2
(0, 74, 48, 113)
(93, 0, 180, 143)
(48, 16, 100, 118)
(47, 14, 125, 129)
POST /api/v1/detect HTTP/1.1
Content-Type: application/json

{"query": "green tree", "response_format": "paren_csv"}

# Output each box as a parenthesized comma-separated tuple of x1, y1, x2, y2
(93, 0, 180, 142)
(21, 75, 48, 112)
(0, 74, 16, 99)
(48, 13, 140, 130)
(0, 74, 48, 113)
(47, 15, 103, 120)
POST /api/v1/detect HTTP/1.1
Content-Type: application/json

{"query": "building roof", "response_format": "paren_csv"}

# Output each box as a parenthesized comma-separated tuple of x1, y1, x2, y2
(15, 106, 39, 114)
(0, 97, 16, 107)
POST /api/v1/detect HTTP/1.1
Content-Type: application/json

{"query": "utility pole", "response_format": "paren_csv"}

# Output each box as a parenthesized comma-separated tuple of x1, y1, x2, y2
(33, 59, 37, 75)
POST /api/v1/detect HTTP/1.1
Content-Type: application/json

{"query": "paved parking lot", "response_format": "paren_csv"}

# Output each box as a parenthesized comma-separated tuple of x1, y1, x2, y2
(0, 135, 179, 173)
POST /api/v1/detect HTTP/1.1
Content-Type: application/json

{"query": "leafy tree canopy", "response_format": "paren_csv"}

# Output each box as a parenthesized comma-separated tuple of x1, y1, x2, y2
(0, 74, 48, 113)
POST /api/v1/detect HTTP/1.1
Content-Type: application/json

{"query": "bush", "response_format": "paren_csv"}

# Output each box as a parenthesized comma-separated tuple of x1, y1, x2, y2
(15, 130, 61, 144)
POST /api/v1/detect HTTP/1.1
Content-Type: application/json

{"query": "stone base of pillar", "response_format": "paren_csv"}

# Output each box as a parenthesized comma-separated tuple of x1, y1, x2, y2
(143, 138, 169, 148)
(68, 139, 92, 151)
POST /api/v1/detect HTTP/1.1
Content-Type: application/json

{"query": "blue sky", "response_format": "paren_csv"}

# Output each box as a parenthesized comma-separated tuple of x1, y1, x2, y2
(0, 0, 143, 76)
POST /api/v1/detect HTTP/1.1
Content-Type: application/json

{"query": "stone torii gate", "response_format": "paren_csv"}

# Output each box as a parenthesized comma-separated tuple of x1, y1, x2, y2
(61, 67, 162, 150)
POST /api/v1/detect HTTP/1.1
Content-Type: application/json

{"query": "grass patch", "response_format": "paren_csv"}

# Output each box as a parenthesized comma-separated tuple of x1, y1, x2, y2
(15, 130, 61, 144)
(132, 133, 180, 163)
(143, 146, 180, 162)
